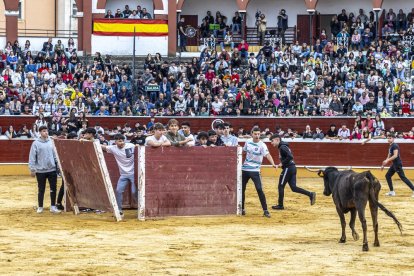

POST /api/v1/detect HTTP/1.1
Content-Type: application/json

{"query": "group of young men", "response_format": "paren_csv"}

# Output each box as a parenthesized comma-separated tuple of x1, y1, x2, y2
(28, 119, 413, 217)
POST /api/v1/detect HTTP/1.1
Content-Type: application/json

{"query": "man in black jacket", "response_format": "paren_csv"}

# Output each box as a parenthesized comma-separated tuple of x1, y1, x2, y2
(270, 135, 316, 210)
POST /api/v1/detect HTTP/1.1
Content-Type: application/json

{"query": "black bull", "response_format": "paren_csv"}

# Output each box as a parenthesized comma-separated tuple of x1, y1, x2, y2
(318, 167, 402, 251)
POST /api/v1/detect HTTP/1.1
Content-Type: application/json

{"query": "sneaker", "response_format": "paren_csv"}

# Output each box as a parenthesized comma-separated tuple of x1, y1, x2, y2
(385, 191, 396, 196)
(56, 203, 64, 211)
(241, 209, 246, 216)
(411, 192, 414, 198)
(263, 210, 271, 218)
(310, 192, 317, 206)
(50, 206, 62, 213)
(36, 207, 43, 213)
(271, 205, 285, 210)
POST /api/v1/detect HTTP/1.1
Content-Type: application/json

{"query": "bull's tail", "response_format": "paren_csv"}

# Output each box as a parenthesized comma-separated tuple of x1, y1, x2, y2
(366, 171, 403, 235)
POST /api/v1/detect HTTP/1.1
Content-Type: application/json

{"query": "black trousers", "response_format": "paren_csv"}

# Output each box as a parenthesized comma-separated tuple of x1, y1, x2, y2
(278, 165, 312, 206)
(242, 170, 268, 211)
(36, 171, 57, 207)
(57, 179, 64, 205)
(386, 165, 414, 191)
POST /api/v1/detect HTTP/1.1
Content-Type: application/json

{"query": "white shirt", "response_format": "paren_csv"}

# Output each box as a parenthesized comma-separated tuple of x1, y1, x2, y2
(242, 139, 269, 172)
(106, 143, 135, 175)
(145, 135, 169, 146)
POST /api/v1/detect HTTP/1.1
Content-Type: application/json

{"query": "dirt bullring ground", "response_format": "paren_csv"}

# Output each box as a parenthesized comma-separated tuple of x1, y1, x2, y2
(1, 176, 414, 275)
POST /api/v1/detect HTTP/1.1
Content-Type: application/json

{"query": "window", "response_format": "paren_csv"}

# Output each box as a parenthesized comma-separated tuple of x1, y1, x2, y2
(72, 0, 78, 16)
(18, 0, 23, 19)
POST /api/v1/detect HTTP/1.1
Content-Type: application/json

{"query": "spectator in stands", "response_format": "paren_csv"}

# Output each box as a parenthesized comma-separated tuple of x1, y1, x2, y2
(232, 12, 242, 34)
(105, 10, 114, 18)
(129, 10, 140, 19)
(122, 5, 132, 18)
(337, 124, 350, 140)
(313, 127, 324, 140)
(165, 119, 193, 147)
(258, 13, 267, 46)
(141, 8, 152, 19)
(114, 8, 123, 18)
(302, 125, 313, 139)
(277, 9, 288, 44)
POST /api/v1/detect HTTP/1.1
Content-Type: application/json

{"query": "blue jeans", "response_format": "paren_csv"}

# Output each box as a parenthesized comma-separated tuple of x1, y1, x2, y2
(231, 24, 241, 33)
(116, 174, 137, 212)
(220, 42, 234, 51)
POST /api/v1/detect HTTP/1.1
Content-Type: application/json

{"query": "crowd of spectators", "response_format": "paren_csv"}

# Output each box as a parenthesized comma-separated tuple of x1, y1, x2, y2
(1, 7, 414, 139)
(104, 4, 153, 19)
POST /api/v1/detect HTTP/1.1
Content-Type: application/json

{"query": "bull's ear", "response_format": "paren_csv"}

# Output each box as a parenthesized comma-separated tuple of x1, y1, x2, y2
(318, 170, 324, 177)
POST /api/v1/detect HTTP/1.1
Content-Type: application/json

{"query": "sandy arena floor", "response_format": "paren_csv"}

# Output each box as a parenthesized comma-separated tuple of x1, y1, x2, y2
(1, 176, 414, 275)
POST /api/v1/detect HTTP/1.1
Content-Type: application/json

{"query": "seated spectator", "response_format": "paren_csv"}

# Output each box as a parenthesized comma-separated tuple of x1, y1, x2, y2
(17, 124, 31, 139)
(141, 8, 152, 19)
(350, 126, 362, 140)
(302, 125, 313, 139)
(337, 124, 350, 140)
(313, 127, 324, 140)
(4, 125, 17, 140)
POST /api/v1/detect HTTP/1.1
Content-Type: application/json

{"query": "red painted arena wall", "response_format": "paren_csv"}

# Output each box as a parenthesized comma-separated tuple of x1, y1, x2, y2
(142, 147, 239, 218)
(2, 140, 413, 167)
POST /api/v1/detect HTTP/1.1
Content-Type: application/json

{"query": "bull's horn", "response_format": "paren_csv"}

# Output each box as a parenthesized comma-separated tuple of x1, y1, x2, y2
(305, 166, 325, 172)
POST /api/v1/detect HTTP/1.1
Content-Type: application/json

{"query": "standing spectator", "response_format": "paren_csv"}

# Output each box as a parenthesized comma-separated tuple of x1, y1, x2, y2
(232, 12, 242, 34)
(28, 126, 60, 214)
(177, 17, 188, 52)
(114, 9, 123, 18)
(141, 8, 152, 19)
(258, 14, 267, 46)
(277, 9, 288, 44)
(105, 10, 114, 18)
(122, 5, 132, 18)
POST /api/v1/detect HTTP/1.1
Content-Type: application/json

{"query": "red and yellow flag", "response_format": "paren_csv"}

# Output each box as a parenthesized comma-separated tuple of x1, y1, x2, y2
(93, 19, 168, 36)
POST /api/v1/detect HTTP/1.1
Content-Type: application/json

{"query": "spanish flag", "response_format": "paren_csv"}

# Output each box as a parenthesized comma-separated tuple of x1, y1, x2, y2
(93, 19, 168, 36)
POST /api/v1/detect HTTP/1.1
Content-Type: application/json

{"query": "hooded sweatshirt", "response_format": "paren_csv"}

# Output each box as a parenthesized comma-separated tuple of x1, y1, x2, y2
(28, 137, 57, 173)
(278, 141, 295, 168)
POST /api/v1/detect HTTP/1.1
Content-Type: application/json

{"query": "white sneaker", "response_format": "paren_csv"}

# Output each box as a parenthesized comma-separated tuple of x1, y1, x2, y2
(50, 206, 62, 213)
(385, 191, 396, 196)
(36, 207, 44, 213)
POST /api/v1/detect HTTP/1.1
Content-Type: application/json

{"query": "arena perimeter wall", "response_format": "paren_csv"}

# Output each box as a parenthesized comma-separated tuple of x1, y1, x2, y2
(1, 116, 413, 134)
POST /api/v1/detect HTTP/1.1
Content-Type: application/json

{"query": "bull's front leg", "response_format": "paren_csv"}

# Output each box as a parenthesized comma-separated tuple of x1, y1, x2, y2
(336, 206, 347, 243)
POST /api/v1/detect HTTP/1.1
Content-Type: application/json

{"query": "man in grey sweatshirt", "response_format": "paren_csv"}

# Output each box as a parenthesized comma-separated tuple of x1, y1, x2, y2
(29, 126, 61, 213)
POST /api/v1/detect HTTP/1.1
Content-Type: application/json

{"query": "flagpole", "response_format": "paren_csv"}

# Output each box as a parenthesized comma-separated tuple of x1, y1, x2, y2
(133, 26, 136, 98)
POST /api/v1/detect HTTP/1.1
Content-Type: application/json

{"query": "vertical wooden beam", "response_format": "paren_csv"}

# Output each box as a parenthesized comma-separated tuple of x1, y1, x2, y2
(3, 0, 19, 44)
(168, 0, 177, 57)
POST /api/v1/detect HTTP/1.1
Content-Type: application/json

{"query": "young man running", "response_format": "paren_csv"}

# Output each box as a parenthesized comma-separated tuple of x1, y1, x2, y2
(270, 134, 316, 210)
(29, 126, 61, 213)
(382, 134, 414, 197)
(241, 127, 277, 218)
(102, 134, 138, 216)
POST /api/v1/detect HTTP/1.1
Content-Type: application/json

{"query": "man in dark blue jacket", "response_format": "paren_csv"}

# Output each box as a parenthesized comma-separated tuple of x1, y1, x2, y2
(270, 134, 316, 210)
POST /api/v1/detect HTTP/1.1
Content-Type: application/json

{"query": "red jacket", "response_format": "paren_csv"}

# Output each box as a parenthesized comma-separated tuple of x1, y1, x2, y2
(205, 71, 215, 81)
(237, 42, 249, 52)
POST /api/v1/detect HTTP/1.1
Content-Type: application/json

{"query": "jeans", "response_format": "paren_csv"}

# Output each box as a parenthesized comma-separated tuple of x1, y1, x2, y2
(266, 75, 273, 86)
(278, 165, 312, 206)
(386, 165, 414, 192)
(242, 170, 268, 211)
(36, 171, 57, 207)
(258, 63, 266, 73)
(220, 42, 234, 51)
(116, 174, 137, 212)
(231, 24, 241, 33)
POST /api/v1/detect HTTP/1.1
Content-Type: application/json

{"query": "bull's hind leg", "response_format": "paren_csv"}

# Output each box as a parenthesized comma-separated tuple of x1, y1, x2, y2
(369, 200, 380, 247)
(356, 202, 369, 251)
(349, 208, 359, 241)
(336, 207, 347, 243)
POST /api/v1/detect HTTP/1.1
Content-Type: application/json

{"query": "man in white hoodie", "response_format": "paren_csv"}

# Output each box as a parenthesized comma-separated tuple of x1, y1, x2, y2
(29, 126, 61, 213)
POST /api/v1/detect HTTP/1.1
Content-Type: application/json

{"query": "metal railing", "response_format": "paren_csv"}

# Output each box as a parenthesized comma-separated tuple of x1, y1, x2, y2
(16, 28, 77, 38)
